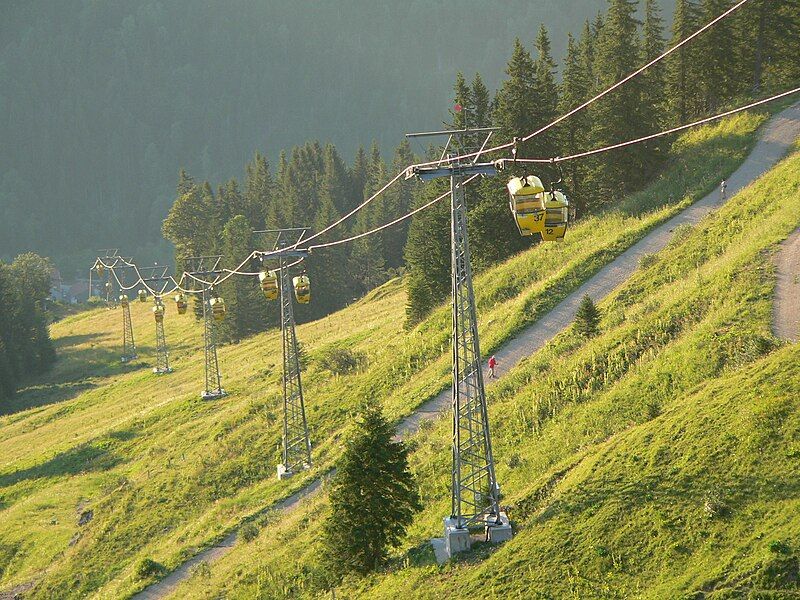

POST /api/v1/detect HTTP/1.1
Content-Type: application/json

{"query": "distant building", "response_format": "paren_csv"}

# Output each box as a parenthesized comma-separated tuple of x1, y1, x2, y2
(67, 281, 91, 304)
(49, 269, 100, 303)
(50, 268, 64, 301)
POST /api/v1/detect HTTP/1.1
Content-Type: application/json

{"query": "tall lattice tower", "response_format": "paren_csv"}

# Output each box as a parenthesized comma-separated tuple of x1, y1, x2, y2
(201, 286, 225, 399)
(152, 298, 172, 374)
(120, 295, 137, 363)
(407, 124, 512, 558)
(253, 228, 312, 480)
(277, 256, 312, 479)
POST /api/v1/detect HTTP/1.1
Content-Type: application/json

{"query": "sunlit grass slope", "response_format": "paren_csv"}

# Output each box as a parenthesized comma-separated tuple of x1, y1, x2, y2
(0, 111, 773, 599)
(171, 148, 800, 599)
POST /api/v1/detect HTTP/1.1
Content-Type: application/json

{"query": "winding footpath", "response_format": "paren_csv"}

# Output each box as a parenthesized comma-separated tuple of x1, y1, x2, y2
(773, 227, 800, 342)
(134, 101, 800, 600)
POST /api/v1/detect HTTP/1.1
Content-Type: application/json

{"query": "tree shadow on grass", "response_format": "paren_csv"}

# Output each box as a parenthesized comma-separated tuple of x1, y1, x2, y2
(0, 430, 135, 489)
(5, 342, 154, 415)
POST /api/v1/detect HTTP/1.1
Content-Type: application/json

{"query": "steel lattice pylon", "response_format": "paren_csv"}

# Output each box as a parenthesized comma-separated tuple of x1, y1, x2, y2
(121, 297, 137, 363)
(406, 125, 511, 556)
(448, 167, 501, 528)
(201, 286, 226, 399)
(278, 256, 312, 476)
(153, 300, 172, 375)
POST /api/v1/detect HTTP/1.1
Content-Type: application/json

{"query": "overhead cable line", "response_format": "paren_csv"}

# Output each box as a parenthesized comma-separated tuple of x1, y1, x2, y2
(409, 0, 754, 170)
(90, 0, 759, 292)
(313, 87, 800, 251)
(308, 174, 481, 251)
(500, 86, 800, 165)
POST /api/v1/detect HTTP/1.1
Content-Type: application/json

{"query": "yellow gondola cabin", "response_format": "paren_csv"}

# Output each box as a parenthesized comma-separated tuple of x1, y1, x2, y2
(153, 303, 165, 323)
(174, 293, 188, 315)
(138, 289, 148, 302)
(209, 297, 226, 321)
(540, 190, 570, 241)
(507, 175, 546, 236)
(293, 275, 311, 304)
(259, 271, 279, 300)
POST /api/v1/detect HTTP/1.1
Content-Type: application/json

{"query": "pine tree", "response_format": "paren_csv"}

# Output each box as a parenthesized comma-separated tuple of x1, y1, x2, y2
(696, 0, 737, 113)
(162, 186, 216, 262)
(216, 178, 244, 229)
(304, 152, 353, 319)
(764, 0, 800, 88)
(219, 215, 268, 341)
(558, 32, 590, 212)
(403, 178, 450, 326)
(666, 0, 701, 123)
(450, 72, 472, 133)
(320, 143, 351, 217)
(493, 39, 539, 156)
(349, 142, 388, 293)
(307, 192, 351, 318)
(267, 150, 290, 229)
(734, 0, 800, 93)
(470, 72, 491, 127)
(639, 0, 667, 176)
(0, 254, 56, 402)
(244, 152, 273, 230)
(321, 403, 420, 579)
(575, 294, 601, 338)
(383, 140, 418, 269)
(533, 24, 559, 160)
(349, 146, 369, 214)
(586, 0, 645, 198)
(176, 168, 195, 196)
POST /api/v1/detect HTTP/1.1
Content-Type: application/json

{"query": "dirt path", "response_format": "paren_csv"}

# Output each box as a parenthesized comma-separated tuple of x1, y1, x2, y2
(399, 101, 800, 437)
(132, 478, 324, 599)
(773, 228, 800, 342)
(133, 101, 800, 600)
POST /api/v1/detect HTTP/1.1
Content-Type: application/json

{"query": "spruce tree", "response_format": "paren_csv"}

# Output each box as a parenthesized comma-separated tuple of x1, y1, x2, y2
(219, 215, 268, 341)
(450, 71, 472, 132)
(586, 0, 645, 198)
(470, 72, 491, 127)
(349, 146, 369, 213)
(383, 140, 418, 269)
(575, 294, 601, 338)
(244, 151, 273, 230)
(320, 143, 351, 217)
(696, 0, 737, 113)
(403, 178, 450, 326)
(307, 173, 351, 318)
(666, 0, 701, 123)
(558, 32, 590, 212)
(533, 24, 559, 160)
(493, 39, 539, 156)
(349, 143, 388, 293)
(321, 403, 420, 579)
(639, 0, 667, 177)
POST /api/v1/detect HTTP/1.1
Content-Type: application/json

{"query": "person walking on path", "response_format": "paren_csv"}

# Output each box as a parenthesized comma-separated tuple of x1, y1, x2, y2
(720, 179, 727, 201)
(488, 355, 497, 379)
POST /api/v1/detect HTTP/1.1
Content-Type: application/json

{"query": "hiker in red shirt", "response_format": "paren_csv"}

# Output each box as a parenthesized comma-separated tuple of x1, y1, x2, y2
(488, 355, 497, 379)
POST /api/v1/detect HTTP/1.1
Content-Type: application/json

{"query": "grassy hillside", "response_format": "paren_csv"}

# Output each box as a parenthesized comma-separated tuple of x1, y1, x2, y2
(168, 145, 800, 598)
(0, 111, 776, 598)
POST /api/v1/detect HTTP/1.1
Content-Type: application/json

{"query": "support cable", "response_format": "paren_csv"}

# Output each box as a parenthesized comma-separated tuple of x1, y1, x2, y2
(91, 0, 782, 293)
(308, 175, 481, 251)
(500, 86, 800, 166)
(409, 0, 754, 169)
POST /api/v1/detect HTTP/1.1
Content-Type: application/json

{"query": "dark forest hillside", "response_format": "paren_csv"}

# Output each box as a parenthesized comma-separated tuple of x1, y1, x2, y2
(0, 0, 619, 274)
